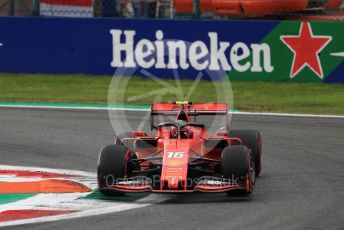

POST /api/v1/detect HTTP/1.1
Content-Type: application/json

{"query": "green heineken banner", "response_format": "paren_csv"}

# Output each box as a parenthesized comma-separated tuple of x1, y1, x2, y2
(0, 18, 343, 83)
(229, 21, 344, 83)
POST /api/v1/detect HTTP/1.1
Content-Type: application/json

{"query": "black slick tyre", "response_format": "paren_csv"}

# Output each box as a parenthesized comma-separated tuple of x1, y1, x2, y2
(97, 144, 127, 196)
(221, 145, 254, 196)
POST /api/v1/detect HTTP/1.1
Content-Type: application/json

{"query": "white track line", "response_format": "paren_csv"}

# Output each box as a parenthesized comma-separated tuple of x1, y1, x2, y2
(0, 104, 343, 119)
(0, 104, 148, 112)
(231, 111, 344, 119)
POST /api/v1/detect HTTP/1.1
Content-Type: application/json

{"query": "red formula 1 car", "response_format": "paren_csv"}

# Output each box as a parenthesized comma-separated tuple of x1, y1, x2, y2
(97, 101, 262, 196)
(174, 0, 343, 16)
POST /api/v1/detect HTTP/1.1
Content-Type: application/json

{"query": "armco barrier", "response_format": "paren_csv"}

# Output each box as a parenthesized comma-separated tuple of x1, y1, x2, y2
(0, 17, 343, 83)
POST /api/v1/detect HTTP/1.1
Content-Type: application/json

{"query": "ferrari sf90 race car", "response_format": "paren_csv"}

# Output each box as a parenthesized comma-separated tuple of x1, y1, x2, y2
(97, 101, 262, 196)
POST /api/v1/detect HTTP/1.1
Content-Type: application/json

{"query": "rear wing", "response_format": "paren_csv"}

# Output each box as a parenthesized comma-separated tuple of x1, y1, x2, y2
(150, 102, 229, 130)
(151, 102, 228, 115)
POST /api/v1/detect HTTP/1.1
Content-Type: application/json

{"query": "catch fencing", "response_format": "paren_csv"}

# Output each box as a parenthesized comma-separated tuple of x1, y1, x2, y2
(0, 0, 343, 20)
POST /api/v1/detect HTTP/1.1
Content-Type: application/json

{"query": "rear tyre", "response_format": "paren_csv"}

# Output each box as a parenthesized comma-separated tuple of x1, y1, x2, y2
(221, 145, 254, 196)
(97, 144, 127, 196)
(229, 130, 262, 176)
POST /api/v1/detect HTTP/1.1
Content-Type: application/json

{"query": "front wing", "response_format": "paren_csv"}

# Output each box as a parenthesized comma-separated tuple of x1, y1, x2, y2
(102, 176, 249, 193)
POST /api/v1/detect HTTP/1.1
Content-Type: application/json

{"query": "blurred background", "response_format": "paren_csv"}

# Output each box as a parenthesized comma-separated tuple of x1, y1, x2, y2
(0, 0, 343, 20)
(0, 0, 343, 113)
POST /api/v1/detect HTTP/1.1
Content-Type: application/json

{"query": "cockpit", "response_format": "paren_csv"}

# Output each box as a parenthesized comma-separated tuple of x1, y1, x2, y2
(170, 125, 193, 139)
(158, 122, 205, 139)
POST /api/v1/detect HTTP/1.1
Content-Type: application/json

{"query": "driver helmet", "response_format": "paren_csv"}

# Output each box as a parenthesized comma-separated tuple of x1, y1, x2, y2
(180, 126, 192, 139)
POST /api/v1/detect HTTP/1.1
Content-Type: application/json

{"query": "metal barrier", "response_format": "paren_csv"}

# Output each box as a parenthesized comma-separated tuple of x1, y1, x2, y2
(0, 0, 343, 20)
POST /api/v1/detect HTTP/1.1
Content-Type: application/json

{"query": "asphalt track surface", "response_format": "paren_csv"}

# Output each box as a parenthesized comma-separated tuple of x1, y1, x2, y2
(1, 107, 344, 230)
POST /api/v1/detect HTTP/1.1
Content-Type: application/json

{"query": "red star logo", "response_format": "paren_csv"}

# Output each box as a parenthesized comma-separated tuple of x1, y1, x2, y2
(280, 22, 332, 79)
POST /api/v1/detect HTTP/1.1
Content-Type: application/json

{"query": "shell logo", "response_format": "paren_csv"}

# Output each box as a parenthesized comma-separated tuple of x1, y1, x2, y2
(167, 160, 183, 166)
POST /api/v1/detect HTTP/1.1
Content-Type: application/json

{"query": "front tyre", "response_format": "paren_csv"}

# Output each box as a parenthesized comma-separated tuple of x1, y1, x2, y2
(97, 144, 127, 196)
(115, 131, 147, 151)
(221, 145, 255, 196)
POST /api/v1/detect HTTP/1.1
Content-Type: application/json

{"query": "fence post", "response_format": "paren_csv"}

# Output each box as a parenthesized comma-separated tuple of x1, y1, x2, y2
(7, 0, 15, 16)
(32, 0, 40, 16)
(193, 0, 200, 19)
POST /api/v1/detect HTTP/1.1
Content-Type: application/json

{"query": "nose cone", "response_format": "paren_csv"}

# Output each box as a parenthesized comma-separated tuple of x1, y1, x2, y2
(161, 145, 189, 190)
(168, 177, 179, 190)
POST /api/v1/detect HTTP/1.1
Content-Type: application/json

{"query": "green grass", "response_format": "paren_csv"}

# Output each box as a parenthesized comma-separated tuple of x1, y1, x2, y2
(0, 73, 343, 115)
